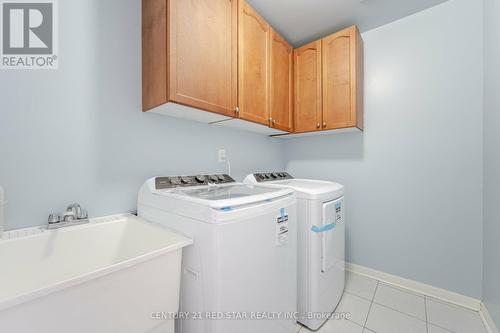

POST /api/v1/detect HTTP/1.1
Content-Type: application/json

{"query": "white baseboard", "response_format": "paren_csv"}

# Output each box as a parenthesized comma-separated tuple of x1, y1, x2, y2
(480, 302, 500, 333)
(346, 263, 481, 311)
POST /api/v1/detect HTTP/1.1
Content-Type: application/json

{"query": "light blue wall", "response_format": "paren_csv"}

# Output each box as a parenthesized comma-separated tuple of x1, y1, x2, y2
(0, 0, 285, 230)
(284, 0, 484, 298)
(483, 0, 500, 326)
(0, 0, 489, 303)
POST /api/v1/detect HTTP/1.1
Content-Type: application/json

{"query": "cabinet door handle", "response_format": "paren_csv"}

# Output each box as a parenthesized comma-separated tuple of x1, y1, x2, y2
(234, 106, 240, 115)
(316, 123, 320, 129)
(323, 122, 327, 128)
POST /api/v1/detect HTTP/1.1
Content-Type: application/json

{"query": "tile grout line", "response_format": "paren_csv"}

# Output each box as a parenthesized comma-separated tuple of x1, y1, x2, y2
(422, 296, 461, 333)
(363, 280, 379, 330)
(425, 296, 479, 333)
(428, 322, 462, 333)
(371, 301, 429, 325)
(373, 282, 427, 322)
(344, 289, 376, 303)
(365, 275, 432, 329)
(368, 285, 430, 322)
(352, 271, 479, 333)
(377, 272, 468, 330)
(338, 290, 371, 331)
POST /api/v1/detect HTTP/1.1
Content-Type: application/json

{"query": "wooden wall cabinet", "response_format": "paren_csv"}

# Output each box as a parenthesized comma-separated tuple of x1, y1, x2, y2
(222, 0, 292, 134)
(322, 26, 363, 131)
(142, 0, 238, 121)
(294, 40, 322, 133)
(237, 0, 270, 126)
(292, 26, 363, 135)
(269, 28, 294, 132)
(142, 0, 363, 136)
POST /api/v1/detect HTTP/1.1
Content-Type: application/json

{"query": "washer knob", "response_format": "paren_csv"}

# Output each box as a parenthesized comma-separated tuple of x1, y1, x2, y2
(217, 175, 226, 181)
(181, 176, 191, 184)
(170, 177, 181, 185)
(272, 173, 279, 178)
(195, 175, 206, 183)
(209, 175, 218, 182)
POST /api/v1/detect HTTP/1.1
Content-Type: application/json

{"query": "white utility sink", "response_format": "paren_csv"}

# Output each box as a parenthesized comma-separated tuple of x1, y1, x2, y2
(0, 214, 192, 333)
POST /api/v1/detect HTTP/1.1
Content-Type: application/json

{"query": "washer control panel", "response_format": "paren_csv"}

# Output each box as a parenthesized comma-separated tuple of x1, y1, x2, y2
(253, 172, 294, 182)
(155, 174, 235, 189)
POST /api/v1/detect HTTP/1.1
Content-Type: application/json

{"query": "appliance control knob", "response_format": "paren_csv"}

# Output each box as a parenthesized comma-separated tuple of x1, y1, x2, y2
(217, 175, 226, 181)
(258, 174, 266, 180)
(195, 175, 206, 183)
(280, 173, 286, 177)
(271, 173, 279, 178)
(265, 173, 271, 179)
(209, 175, 218, 182)
(181, 176, 191, 184)
(170, 177, 181, 185)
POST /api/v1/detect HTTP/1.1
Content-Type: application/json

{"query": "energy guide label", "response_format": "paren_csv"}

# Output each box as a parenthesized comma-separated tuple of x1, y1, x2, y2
(335, 202, 343, 224)
(276, 209, 289, 246)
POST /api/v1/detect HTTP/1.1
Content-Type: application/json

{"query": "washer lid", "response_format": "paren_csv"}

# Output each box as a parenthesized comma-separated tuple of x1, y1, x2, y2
(156, 183, 294, 209)
(263, 179, 344, 200)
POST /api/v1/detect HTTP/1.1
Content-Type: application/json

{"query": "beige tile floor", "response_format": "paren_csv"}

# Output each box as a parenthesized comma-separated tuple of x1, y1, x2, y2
(299, 271, 488, 333)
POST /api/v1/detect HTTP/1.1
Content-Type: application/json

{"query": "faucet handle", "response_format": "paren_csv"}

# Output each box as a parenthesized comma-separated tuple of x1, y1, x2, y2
(48, 214, 61, 224)
(75, 206, 82, 219)
(76, 208, 88, 220)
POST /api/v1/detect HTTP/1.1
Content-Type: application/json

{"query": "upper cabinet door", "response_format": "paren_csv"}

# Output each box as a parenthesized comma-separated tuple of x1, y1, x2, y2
(294, 40, 322, 133)
(168, 0, 238, 117)
(238, 0, 270, 125)
(269, 28, 293, 132)
(322, 26, 363, 130)
(142, 0, 168, 111)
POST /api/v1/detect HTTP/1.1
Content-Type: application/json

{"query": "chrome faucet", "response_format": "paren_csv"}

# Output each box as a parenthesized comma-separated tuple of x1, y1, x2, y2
(48, 203, 89, 229)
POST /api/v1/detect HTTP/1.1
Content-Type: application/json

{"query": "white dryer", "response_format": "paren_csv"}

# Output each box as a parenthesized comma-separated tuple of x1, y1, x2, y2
(244, 172, 345, 331)
(138, 174, 298, 333)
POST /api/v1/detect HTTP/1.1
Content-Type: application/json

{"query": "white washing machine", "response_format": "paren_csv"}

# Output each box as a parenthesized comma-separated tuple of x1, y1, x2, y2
(244, 172, 345, 331)
(138, 174, 298, 333)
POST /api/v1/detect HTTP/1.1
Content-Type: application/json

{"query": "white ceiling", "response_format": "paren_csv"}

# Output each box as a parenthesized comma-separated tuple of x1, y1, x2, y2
(246, 0, 449, 46)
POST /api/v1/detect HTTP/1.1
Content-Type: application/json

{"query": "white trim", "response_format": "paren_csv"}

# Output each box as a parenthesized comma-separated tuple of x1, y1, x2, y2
(480, 302, 500, 333)
(346, 262, 481, 311)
